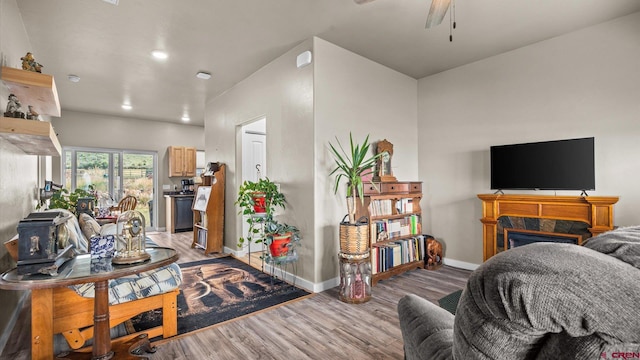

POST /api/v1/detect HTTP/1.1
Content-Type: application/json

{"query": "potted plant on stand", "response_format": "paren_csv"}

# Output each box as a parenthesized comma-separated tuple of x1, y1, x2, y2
(329, 132, 382, 253)
(329, 132, 381, 303)
(235, 177, 286, 249)
(263, 221, 301, 261)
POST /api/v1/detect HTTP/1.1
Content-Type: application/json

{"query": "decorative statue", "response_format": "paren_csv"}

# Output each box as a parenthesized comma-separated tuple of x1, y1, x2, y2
(27, 105, 40, 120)
(426, 237, 443, 270)
(4, 94, 25, 118)
(20, 52, 43, 73)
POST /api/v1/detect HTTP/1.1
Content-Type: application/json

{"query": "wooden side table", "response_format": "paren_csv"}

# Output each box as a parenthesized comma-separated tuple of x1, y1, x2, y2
(0, 247, 178, 360)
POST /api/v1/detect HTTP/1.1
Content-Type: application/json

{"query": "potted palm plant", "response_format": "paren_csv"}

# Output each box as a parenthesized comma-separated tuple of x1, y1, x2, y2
(329, 133, 382, 256)
(235, 177, 286, 248)
(329, 133, 381, 224)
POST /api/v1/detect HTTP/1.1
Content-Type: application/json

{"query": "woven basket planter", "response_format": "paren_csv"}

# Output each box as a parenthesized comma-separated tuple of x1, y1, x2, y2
(339, 215, 369, 257)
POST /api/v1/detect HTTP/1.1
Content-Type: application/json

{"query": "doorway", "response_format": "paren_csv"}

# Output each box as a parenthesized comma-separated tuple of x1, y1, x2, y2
(241, 117, 266, 254)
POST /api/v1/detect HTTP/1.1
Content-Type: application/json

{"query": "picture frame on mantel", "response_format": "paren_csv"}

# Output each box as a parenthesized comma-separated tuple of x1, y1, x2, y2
(373, 139, 397, 182)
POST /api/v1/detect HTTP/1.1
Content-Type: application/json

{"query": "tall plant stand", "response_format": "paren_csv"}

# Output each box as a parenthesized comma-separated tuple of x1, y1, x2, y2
(338, 253, 372, 303)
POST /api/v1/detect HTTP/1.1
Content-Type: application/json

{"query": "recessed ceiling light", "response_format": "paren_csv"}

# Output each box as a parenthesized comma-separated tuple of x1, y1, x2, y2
(101, 0, 118, 5)
(67, 74, 80, 83)
(196, 71, 211, 80)
(151, 50, 168, 60)
(121, 104, 132, 110)
(181, 115, 190, 121)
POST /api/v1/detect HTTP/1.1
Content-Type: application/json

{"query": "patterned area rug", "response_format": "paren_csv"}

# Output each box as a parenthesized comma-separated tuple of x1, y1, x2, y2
(130, 256, 312, 338)
(438, 289, 463, 315)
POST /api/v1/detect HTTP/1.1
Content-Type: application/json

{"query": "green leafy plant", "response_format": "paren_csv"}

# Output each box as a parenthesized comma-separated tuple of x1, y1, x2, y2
(263, 220, 301, 261)
(235, 177, 286, 248)
(329, 133, 382, 224)
(47, 186, 95, 214)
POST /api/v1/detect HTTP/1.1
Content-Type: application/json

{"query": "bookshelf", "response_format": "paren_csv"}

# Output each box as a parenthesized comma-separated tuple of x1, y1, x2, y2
(192, 163, 225, 255)
(355, 181, 425, 285)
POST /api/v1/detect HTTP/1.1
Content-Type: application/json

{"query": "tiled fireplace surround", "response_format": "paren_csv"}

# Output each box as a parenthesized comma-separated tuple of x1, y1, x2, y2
(478, 194, 619, 261)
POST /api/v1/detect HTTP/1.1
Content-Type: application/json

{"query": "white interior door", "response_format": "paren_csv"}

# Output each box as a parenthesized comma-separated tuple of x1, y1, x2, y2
(241, 118, 266, 253)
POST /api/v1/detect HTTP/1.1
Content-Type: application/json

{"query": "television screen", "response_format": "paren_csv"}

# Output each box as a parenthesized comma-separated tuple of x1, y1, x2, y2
(490, 137, 595, 191)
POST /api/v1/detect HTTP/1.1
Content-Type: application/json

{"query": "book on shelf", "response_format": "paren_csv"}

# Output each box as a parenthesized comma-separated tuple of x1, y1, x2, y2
(370, 215, 422, 243)
(371, 235, 426, 274)
(196, 228, 207, 248)
(395, 198, 413, 214)
(368, 199, 393, 217)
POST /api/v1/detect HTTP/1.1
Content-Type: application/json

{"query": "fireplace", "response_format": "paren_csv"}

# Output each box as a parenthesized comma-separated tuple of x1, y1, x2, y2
(504, 228, 582, 250)
(478, 194, 618, 261)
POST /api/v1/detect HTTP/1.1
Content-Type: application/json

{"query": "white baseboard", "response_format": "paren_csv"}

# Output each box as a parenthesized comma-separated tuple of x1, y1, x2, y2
(443, 258, 480, 271)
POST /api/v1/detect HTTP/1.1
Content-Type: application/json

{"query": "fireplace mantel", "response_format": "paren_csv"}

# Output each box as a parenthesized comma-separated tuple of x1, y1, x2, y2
(478, 194, 619, 261)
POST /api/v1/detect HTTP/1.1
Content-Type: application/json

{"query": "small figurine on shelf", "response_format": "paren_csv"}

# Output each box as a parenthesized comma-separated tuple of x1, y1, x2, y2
(20, 52, 43, 73)
(4, 93, 25, 118)
(26, 105, 40, 120)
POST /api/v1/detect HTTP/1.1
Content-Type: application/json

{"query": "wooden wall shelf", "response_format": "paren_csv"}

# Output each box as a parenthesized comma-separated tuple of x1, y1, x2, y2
(478, 194, 619, 261)
(1, 66, 61, 117)
(1, 66, 62, 156)
(0, 116, 61, 156)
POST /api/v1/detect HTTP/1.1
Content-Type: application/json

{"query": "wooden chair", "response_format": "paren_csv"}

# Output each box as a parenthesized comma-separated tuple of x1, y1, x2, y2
(109, 195, 137, 214)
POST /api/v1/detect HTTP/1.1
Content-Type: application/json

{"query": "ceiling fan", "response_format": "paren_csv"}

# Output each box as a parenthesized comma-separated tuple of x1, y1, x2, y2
(354, 0, 453, 29)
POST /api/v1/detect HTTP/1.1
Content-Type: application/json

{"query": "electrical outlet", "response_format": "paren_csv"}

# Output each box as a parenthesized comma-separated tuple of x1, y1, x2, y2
(162, 184, 171, 190)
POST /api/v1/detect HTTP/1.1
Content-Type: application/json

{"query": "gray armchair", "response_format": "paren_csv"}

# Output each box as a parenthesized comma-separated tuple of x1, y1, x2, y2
(398, 226, 640, 360)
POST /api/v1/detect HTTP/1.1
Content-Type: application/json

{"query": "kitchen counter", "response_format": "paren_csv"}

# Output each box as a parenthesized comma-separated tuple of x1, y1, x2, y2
(163, 191, 195, 197)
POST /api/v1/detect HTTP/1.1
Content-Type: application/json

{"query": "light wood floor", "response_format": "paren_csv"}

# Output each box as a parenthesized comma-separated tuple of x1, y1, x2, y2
(0, 231, 471, 360)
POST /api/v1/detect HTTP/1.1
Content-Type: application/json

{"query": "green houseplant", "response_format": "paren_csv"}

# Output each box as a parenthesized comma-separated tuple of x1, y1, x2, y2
(263, 221, 301, 260)
(329, 133, 382, 224)
(235, 177, 286, 248)
(46, 186, 96, 215)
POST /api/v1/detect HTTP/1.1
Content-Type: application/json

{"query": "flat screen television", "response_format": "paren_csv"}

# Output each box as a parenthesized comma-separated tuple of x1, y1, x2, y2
(490, 137, 595, 191)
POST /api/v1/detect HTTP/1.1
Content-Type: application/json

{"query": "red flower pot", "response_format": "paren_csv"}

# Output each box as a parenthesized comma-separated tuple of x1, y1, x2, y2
(269, 233, 291, 258)
(252, 193, 266, 213)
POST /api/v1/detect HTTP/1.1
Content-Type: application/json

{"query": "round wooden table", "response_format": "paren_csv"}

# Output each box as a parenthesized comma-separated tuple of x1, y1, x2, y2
(0, 247, 178, 360)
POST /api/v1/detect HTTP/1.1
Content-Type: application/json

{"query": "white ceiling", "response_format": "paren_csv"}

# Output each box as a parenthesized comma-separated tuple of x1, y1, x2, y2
(15, 0, 640, 126)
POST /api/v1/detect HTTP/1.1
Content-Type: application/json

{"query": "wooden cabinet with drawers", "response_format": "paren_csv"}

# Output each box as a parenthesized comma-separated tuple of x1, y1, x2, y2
(168, 146, 196, 177)
(356, 181, 425, 285)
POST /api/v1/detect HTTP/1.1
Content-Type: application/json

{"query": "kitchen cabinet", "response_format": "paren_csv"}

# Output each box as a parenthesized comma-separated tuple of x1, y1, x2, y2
(168, 146, 196, 177)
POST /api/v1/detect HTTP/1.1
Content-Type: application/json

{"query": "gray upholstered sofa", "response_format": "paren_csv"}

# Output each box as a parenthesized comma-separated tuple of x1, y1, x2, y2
(398, 226, 640, 360)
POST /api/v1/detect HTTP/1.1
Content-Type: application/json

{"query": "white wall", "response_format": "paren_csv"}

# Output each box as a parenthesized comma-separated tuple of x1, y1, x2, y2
(313, 38, 418, 284)
(204, 39, 315, 283)
(0, 0, 38, 351)
(204, 37, 418, 290)
(51, 110, 204, 229)
(417, 12, 640, 266)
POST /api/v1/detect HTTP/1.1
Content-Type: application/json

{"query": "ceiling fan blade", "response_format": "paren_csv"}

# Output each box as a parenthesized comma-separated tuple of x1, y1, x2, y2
(425, 0, 451, 28)
(354, 0, 376, 4)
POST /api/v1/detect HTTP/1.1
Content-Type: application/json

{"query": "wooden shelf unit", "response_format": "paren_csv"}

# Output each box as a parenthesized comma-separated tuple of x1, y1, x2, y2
(355, 181, 425, 285)
(192, 164, 225, 255)
(1, 66, 62, 156)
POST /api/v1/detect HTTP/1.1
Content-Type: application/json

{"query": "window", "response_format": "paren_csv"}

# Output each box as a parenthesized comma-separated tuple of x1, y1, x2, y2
(62, 147, 157, 229)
